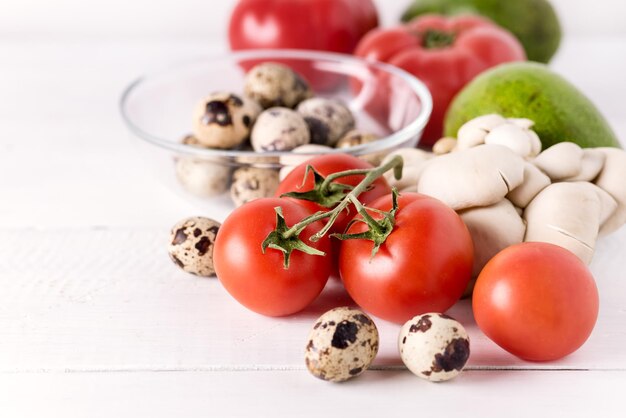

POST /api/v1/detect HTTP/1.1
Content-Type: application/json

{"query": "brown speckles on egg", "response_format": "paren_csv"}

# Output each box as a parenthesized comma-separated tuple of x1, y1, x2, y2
(330, 321, 358, 349)
(172, 228, 188, 245)
(409, 315, 432, 333)
(194, 236, 211, 256)
(168, 217, 221, 277)
(230, 167, 280, 207)
(297, 98, 354, 147)
(251, 107, 310, 152)
(305, 307, 378, 383)
(431, 338, 470, 373)
(244, 63, 312, 109)
(399, 313, 470, 382)
(192, 92, 261, 149)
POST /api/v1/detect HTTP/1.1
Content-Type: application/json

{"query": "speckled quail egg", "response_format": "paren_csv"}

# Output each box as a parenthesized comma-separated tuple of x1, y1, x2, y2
(175, 157, 230, 197)
(398, 313, 470, 382)
(251, 107, 310, 152)
(336, 129, 382, 165)
(297, 98, 355, 146)
(192, 92, 261, 149)
(244, 62, 313, 109)
(168, 216, 221, 277)
(230, 167, 280, 207)
(305, 307, 379, 382)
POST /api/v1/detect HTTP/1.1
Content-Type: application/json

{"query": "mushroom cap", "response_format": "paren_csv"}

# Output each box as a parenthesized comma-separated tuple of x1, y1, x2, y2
(484, 123, 541, 159)
(507, 162, 551, 208)
(533, 142, 584, 181)
(506, 118, 535, 130)
(381, 148, 433, 191)
(432, 137, 457, 155)
(567, 148, 606, 182)
(523, 181, 616, 264)
(594, 147, 626, 235)
(456, 114, 507, 150)
(417, 144, 525, 211)
(459, 199, 526, 278)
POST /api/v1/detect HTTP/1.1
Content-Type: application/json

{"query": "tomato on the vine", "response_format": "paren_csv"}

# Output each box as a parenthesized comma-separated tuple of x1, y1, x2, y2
(473, 242, 599, 361)
(275, 154, 391, 234)
(338, 192, 474, 324)
(213, 198, 332, 317)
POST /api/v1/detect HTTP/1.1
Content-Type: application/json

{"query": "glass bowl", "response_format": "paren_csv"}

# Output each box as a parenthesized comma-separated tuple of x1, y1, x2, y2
(120, 49, 432, 210)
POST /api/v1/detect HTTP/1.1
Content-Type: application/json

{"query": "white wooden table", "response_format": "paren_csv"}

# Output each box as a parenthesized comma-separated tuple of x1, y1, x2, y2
(1, 37, 626, 417)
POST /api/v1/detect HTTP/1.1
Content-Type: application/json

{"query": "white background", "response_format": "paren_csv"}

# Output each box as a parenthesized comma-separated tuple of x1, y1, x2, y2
(1, 0, 625, 40)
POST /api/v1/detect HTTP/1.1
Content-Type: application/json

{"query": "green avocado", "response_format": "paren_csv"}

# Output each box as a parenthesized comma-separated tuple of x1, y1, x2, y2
(444, 62, 621, 149)
(401, 0, 562, 63)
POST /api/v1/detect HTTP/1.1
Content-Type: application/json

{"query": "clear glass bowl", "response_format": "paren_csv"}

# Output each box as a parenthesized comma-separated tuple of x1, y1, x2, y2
(120, 49, 432, 209)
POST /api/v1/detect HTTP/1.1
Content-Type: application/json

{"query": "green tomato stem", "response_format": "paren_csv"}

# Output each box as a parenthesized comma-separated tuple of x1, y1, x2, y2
(281, 155, 403, 241)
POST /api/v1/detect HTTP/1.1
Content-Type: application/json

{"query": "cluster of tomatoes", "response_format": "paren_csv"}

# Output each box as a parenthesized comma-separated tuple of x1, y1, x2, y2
(213, 153, 599, 362)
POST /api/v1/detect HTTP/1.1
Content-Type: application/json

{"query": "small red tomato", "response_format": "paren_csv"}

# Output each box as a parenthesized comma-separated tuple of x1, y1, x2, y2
(213, 198, 332, 317)
(275, 154, 391, 234)
(473, 242, 599, 362)
(229, 0, 378, 54)
(339, 193, 474, 324)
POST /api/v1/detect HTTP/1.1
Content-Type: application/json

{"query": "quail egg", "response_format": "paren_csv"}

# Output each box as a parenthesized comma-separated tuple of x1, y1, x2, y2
(192, 92, 261, 149)
(336, 129, 382, 165)
(398, 313, 470, 382)
(230, 167, 280, 207)
(297, 98, 355, 146)
(168, 216, 221, 277)
(251, 107, 310, 152)
(305, 307, 379, 382)
(175, 157, 230, 197)
(244, 62, 313, 109)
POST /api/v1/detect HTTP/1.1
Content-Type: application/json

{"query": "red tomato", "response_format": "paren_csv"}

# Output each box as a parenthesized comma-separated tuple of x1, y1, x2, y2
(355, 14, 525, 147)
(229, 0, 378, 90)
(473, 242, 599, 362)
(213, 198, 332, 317)
(275, 154, 391, 234)
(339, 193, 474, 324)
(229, 0, 378, 54)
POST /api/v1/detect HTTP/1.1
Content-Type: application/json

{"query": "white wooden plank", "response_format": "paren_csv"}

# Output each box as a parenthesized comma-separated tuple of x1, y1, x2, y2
(1, 369, 625, 418)
(1, 228, 625, 372)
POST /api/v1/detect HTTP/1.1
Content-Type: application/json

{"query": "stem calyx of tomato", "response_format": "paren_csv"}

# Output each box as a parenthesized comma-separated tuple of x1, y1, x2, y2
(263, 155, 404, 268)
(261, 207, 326, 269)
(279, 165, 355, 208)
(332, 188, 400, 259)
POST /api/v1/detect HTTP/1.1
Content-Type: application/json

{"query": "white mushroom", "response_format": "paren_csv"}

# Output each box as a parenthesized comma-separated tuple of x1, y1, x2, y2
(567, 148, 606, 182)
(506, 162, 551, 208)
(381, 148, 433, 192)
(459, 199, 526, 278)
(454, 114, 541, 159)
(532, 142, 584, 181)
(456, 114, 507, 150)
(484, 123, 541, 159)
(432, 137, 457, 155)
(594, 147, 626, 235)
(523, 182, 617, 264)
(417, 145, 525, 210)
(506, 118, 535, 130)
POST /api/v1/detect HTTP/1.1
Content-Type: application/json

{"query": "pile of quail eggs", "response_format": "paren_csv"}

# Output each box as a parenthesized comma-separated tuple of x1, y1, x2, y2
(176, 62, 382, 207)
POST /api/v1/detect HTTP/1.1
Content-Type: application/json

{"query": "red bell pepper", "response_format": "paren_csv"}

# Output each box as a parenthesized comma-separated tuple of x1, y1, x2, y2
(355, 15, 526, 147)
